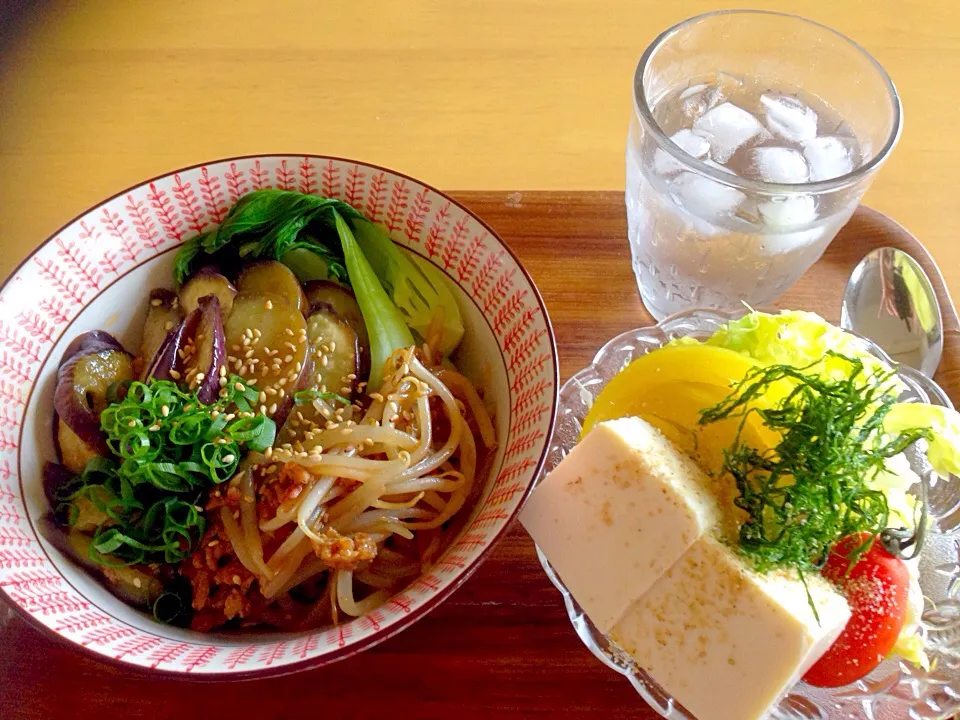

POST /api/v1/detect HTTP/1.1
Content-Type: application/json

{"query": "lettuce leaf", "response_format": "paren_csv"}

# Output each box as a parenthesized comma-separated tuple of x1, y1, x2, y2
(885, 403, 960, 478)
(695, 311, 887, 373)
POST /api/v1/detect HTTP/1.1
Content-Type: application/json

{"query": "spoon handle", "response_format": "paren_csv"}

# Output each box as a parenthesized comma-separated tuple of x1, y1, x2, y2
(934, 330, 960, 407)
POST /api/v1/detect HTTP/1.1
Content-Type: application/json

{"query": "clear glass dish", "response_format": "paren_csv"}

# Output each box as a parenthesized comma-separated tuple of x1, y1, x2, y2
(536, 308, 960, 720)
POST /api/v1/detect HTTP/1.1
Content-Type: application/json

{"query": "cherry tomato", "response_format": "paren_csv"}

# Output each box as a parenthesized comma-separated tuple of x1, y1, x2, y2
(803, 532, 910, 688)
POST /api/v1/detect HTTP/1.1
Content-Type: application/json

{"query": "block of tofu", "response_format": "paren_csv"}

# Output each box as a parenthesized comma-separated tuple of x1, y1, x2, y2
(520, 416, 720, 633)
(610, 534, 851, 720)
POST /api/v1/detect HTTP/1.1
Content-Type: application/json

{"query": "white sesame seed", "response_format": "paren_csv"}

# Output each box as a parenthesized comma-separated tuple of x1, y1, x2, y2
(265, 300, 273, 310)
(169, 369, 181, 380)
(150, 298, 163, 307)
(148, 424, 161, 432)
(268, 403, 277, 414)
(164, 320, 174, 331)
(160, 405, 170, 417)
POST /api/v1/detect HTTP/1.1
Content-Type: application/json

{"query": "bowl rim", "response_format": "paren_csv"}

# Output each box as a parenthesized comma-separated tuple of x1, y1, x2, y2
(0, 153, 561, 680)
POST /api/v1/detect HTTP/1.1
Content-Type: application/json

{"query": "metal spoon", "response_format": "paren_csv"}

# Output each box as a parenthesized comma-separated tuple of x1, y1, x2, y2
(841, 246, 943, 559)
(841, 246, 943, 378)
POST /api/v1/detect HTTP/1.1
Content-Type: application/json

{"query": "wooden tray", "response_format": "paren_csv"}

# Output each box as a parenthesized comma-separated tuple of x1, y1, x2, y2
(3, 191, 959, 720)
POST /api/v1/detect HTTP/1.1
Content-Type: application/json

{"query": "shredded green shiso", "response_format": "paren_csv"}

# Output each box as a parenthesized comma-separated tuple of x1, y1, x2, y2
(699, 352, 931, 575)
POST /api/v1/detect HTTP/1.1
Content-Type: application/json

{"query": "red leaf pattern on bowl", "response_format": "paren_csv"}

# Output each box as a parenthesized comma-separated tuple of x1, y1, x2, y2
(0, 156, 556, 676)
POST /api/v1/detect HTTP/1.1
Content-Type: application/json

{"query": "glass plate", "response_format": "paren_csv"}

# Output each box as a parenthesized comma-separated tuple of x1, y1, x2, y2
(536, 308, 960, 720)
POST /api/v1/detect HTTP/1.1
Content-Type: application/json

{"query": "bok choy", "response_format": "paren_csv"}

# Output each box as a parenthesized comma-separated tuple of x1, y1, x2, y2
(171, 189, 464, 366)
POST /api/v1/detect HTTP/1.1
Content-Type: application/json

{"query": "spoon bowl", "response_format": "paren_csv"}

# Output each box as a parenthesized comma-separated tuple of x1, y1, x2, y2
(841, 246, 943, 377)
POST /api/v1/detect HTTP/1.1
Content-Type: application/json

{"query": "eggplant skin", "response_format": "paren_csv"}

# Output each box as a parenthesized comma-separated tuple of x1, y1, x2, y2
(144, 310, 200, 383)
(54, 332, 133, 452)
(191, 294, 226, 404)
(60, 330, 126, 367)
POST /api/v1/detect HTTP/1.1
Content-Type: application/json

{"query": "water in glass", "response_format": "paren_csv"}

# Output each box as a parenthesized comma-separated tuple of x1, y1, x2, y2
(627, 72, 864, 319)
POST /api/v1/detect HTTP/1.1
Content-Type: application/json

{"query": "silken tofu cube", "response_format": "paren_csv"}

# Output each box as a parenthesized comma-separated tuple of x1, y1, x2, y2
(610, 534, 851, 720)
(520, 416, 720, 633)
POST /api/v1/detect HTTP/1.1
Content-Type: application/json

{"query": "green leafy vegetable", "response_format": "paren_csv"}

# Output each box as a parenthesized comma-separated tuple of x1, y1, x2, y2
(334, 211, 415, 389)
(676, 310, 894, 383)
(173, 234, 206, 287)
(172, 189, 464, 360)
(173, 190, 357, 286)
(54, 377, 276, 566)
(699, 353, 930, 576)
(885, 402, 960, 477)
(352, 221, 464, 354)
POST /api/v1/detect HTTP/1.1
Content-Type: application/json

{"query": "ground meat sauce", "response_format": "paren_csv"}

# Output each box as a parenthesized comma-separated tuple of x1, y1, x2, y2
(179, 463, 379, 631)
(257, 462, 311, 521)
(313, 528, 378, 570)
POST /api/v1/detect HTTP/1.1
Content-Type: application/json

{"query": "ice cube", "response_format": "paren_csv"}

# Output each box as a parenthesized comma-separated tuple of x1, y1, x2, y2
(670, 171, 746, 220)
(679, 83, 710, 101)
(803, 136, 856, 181)
(705, 73, 744, 111)
(693, 103, 769, 164)
(758, 195, 817, 228)
(653, 129, 712, 176)
(760, 93, 818, 143)
(746, 147, 809, 184)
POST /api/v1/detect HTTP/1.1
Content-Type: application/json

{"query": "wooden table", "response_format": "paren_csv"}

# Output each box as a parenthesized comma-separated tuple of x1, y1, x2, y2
(1, 0, 959, 294)
(2, 190, 958, 719)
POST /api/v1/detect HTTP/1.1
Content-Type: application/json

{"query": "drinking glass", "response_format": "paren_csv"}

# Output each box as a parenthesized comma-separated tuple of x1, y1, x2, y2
(627, 10, 902, 320)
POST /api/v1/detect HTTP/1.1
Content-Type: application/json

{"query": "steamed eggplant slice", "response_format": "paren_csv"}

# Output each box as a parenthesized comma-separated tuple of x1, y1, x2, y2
(144, 309, 199, 383)
(304, 280, 370, 378)
(224, 292, 310, 426)
(61, 529, 164, 608)
(283, 307, 359, 442)
(61, 330, 126, 367)
(41, 461, 108, 531)
(237, 261, 309, 315)
(55, 332, 134, 451)
(181, 295, 227, 404)
(140, 289, 182, 377)
(57, 419, 102, 473)
(179, 268, 237, 316)
(305, 306, 360, 397)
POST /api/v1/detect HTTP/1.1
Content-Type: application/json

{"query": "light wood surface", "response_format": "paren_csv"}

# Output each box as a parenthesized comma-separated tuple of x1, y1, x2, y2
(2, 192, 956, 718)
(0, 1, 958, 295)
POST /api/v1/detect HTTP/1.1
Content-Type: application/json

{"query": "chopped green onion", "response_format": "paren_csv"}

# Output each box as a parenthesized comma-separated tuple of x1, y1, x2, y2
(62, 375, 277, 567)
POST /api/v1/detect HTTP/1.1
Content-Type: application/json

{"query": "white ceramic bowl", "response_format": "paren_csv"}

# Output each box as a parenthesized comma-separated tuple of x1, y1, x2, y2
(0, 155, 558, 677)
(538, 308, 960, 720)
